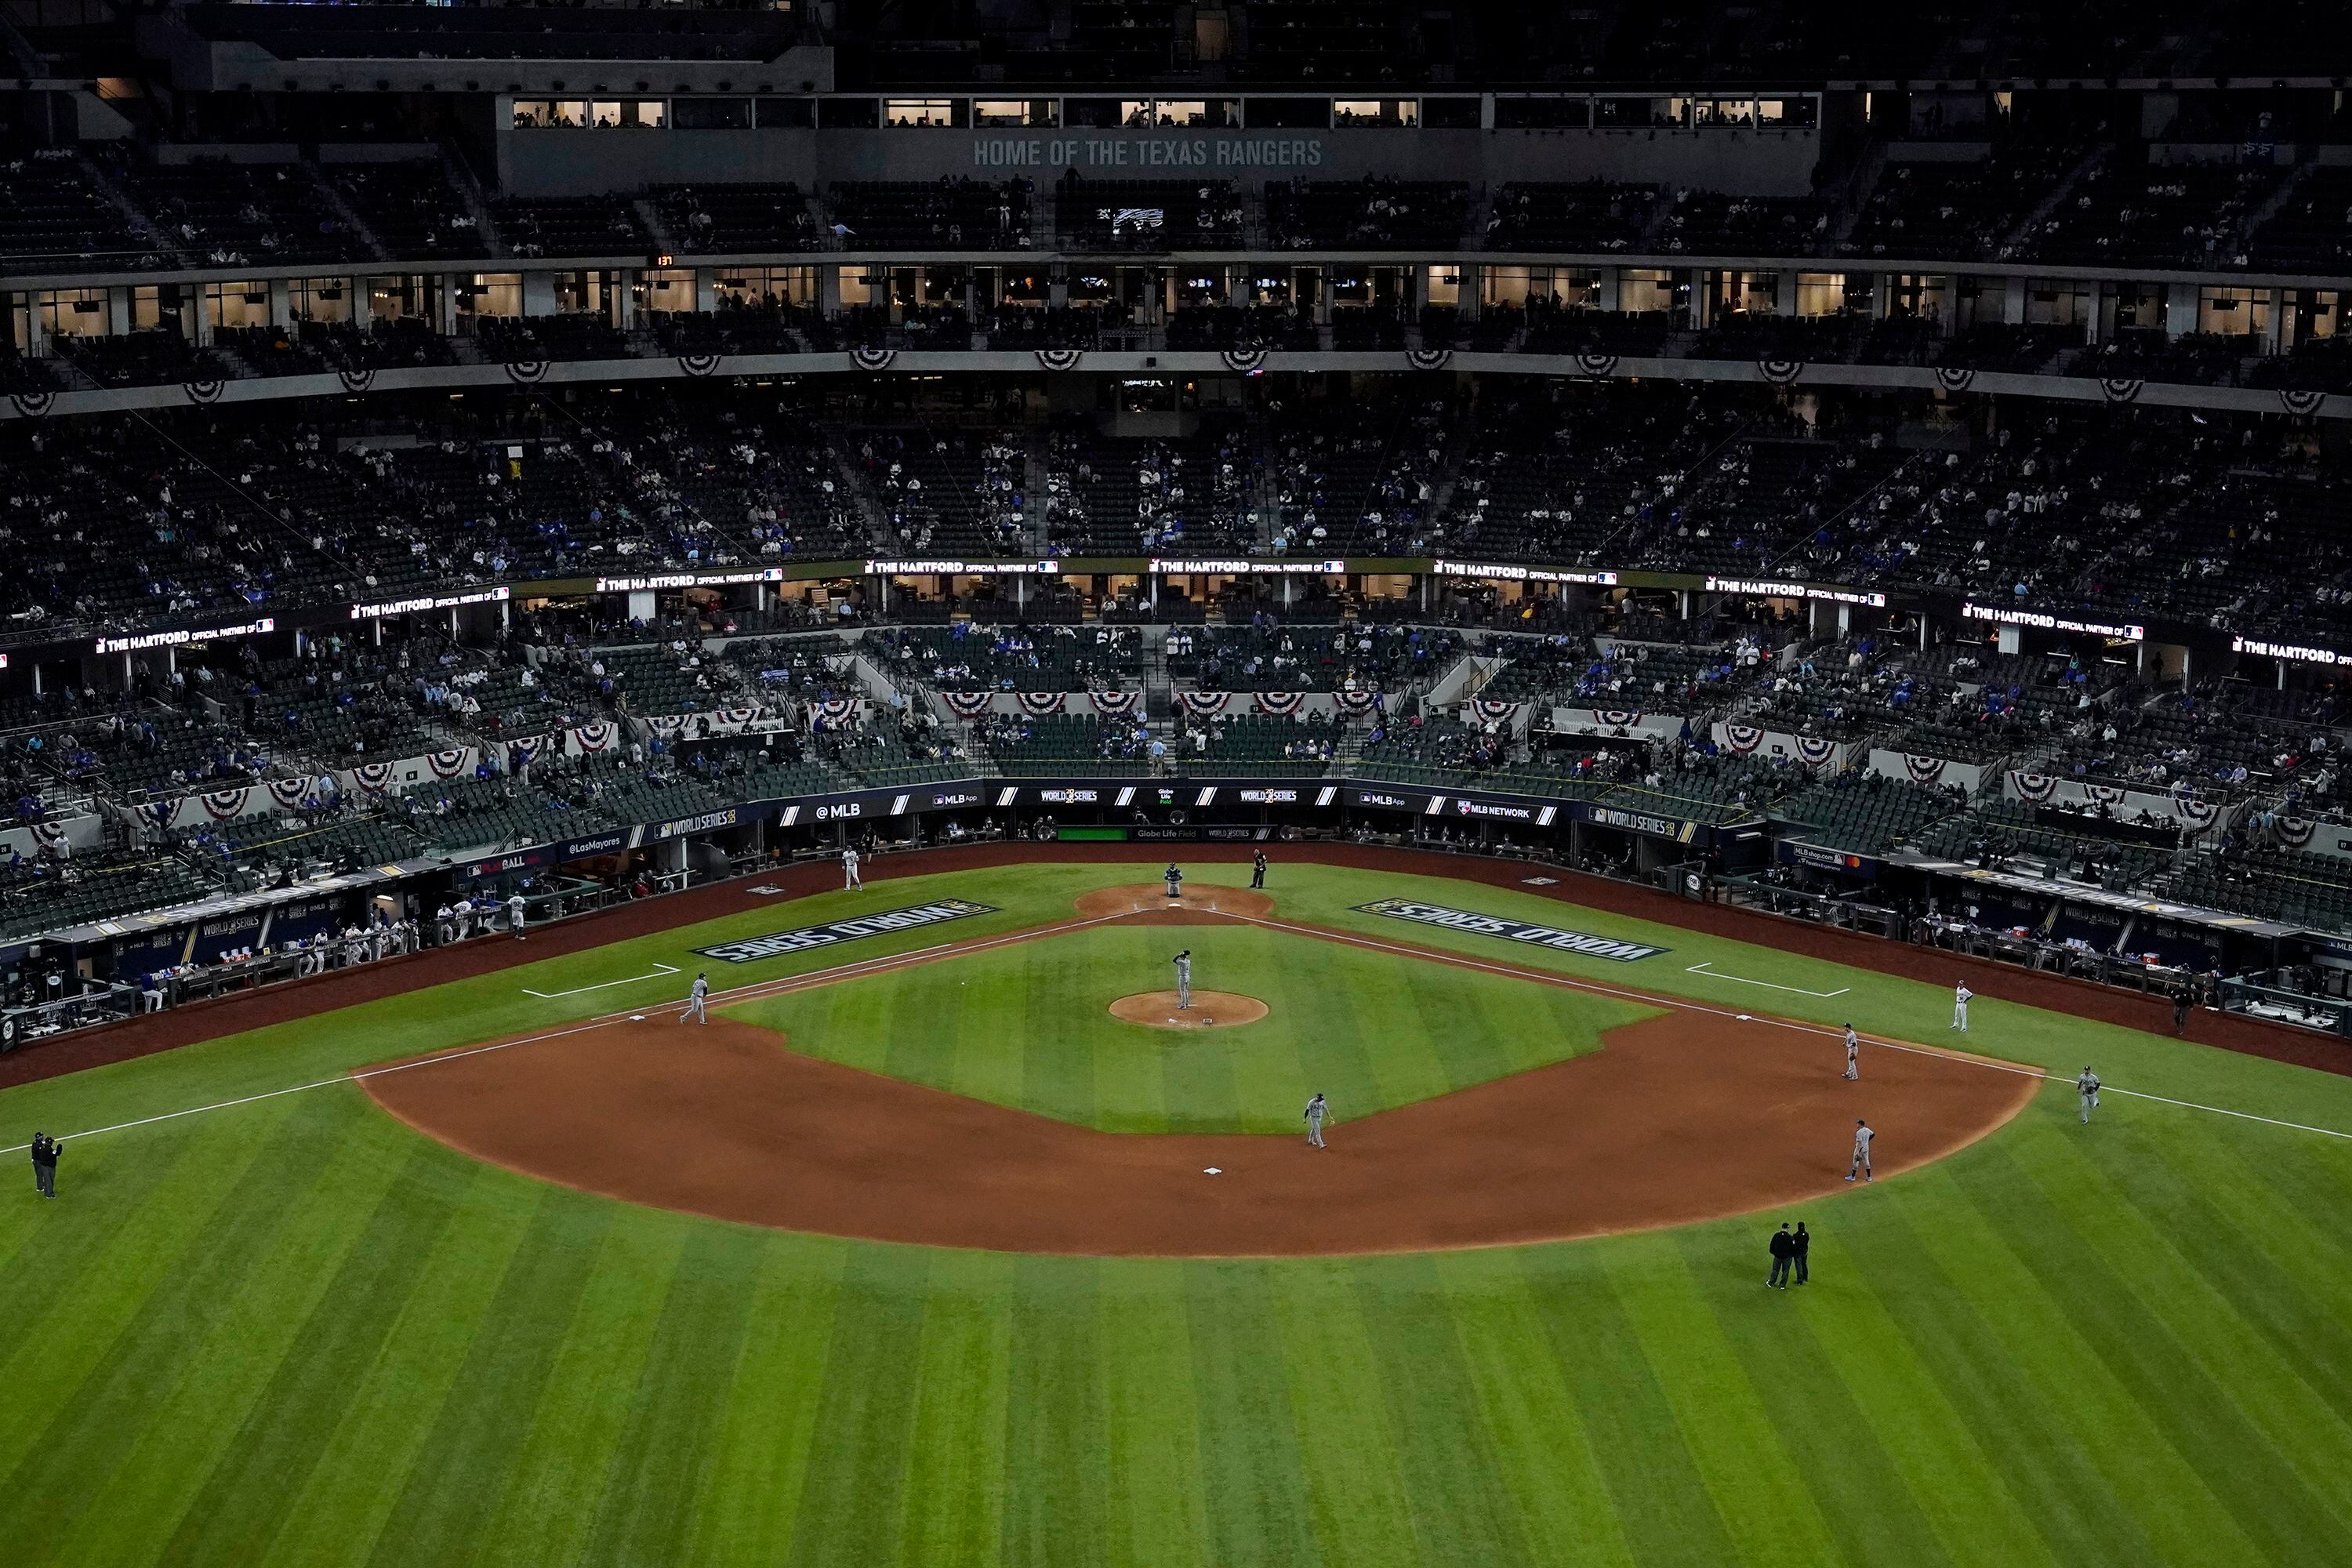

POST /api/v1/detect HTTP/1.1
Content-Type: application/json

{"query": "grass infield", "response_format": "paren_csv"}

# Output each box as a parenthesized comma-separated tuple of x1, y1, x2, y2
(2, 859, 2351, 1566)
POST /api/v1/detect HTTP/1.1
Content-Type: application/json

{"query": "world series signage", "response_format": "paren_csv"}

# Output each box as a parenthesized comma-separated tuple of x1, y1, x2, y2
(695, 899, 1000, 964)
(1355, 898, 1669, 962)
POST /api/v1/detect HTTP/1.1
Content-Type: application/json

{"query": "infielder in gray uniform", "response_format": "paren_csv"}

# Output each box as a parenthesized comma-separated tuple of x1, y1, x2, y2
(1304, 1092, 1330, 1148)
(1842, 1024, 1860, 1080)
(680, 971, 710, 1024)
(2077, 1066, 2101, 1123)
(1173, 949, 1192, 1009)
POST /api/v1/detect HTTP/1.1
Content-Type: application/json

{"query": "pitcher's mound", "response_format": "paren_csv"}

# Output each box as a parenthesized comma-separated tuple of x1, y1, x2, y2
(1109, 989, 1269, 1029)
(1075, 884, 1275, 924)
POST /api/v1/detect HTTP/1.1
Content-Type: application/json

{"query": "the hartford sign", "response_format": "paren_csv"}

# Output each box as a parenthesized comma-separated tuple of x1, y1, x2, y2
(972, 134, 1327, 170)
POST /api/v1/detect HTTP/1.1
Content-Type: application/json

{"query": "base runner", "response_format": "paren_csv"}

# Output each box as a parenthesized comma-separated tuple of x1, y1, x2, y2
(680, 971, 710, 1025)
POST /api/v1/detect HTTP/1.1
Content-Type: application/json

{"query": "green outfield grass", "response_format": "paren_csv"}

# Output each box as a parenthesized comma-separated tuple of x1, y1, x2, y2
(723, 923, 1656, 1132)
(4, 858, 2352, 1566)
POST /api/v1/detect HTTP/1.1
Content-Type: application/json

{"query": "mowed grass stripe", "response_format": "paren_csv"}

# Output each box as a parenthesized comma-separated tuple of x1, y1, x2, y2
(1426, 1251, 1640, 1568)
(1266, 1262, 1423, 1565)
(256, 1163, 543, 1568)
(0, 1110, 277, 1485)
(0, 1096, 347, 1560)
(1889, 1160, 2256, 1560)
(1691, 1234, 1955, 1568)
(361, 1195, 619, 1568)
(1958, 1143, 2352, 1562)
(151, 1139, 463, 1568)
(1604, 1237, 1844, 1567)
(1184, 1261, 1327, 1568)
(1849, 1196, 2179, 1565)
(1098, 1267, 1214, 1568)
(678, 1240, 851, 1568)
(1352, 1257, 1538, 1566)
(577, 1226, 770, 1568)
(45, 1107, 412, 1568)
(2092, 1118, 2352, 1410)
(782, 1247, 936, 1568)
(899, 1249, 1015, 1567)
(1784, 1225, 2060, 1568)
(1001, 1256, 1109, 1568)
(1519, 1250, 1746, 1567)
(2013, 1127, 2352, 1537)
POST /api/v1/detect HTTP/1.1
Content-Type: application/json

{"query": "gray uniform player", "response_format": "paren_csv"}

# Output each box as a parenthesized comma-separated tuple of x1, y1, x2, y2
(2077, 1066, 2101, 1123)
(1846, 1118, 1875, 1181)
(681, 971, 710, 1025)
(1842, 1024, 1860, 1080)
(1173, 949, 1192, 1009)
(1303, 1093, 1330, 1148)
(1163, 862, 1184, 900)
(1951, 982, 1972, 1031)
(843, 847, 862, 891)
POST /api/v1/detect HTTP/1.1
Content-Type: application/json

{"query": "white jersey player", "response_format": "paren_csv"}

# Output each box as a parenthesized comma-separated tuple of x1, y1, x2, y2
(1303, 1092, 1330, 1148)
(843, 847, 862, 891)
(1842, 1024, 1860, 1080)
(1846, 1119, 1875, 1182)
(681, 971, 710, 1025)
(1951, 982, 1972, 1032)
(2077, 1066, 2101, 1123)
(1173, 949, 1193, 1009)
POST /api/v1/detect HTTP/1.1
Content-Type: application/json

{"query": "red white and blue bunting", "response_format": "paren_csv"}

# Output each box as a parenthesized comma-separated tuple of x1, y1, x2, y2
(1178, 691, 1230, 717)
(646, 716, 686, 739)
(1595, 709, 1643, 729)
(1254, 691, 1307, 717)
(1016, 691, 1067, 717)
(851, 347, 898, 372)
(2176, 796, 2220, 834)
(267, 776, 311, 810)
(1406, 348, 1454, 372)
(1472, 699, 1521, 724)
(1796, 735, 1838, 768)
(1332, 690, 1382, 716)
(199, 787, 251, 820)
(2009, 771, 2057, 802)
(1036, 348, 1083, 372)
(942, 691, 993, 719)
(31, 821, 68, 848)
(571, 720, 618, 753)
(1903, 754, 1947, 785)
(1090, 689, 1142, 718)
(1724, 723, 1765, 754)
(351, 761, 396, 793)
(1221, 347, 1268, 374)
(428, 747, 471, 779)
(2277, 815, 2316, 848)
(812, 699, 860, 728)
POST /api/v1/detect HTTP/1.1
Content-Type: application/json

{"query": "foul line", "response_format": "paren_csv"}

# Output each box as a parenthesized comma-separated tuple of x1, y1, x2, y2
(9, 901, 2351, 1153)
(1684, 960, 1850, 999)
(521, 961, 681, 999)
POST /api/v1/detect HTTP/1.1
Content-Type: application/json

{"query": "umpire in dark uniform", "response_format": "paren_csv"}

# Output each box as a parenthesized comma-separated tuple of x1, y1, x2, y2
(1250, 851, 1268, 890)
(1767, 1222, 1794, 1289)
(30, 1131, 59, 1200)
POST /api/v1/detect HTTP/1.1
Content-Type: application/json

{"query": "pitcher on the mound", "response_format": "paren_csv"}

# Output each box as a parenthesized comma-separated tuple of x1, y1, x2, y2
(1951, 982, 1972, 1031)
(680, 971, 710, 1025)
(1846, 1118, 1875, 1181)
(1173, 949, 1193, 1009)
(1304, 1092, 1330, 1148)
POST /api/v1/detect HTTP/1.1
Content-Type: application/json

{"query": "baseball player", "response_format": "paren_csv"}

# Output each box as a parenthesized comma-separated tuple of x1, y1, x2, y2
(1846, 1119, 1875, 1182)
(2077, 1065, 2101, 1123)
(1303, 1092, 1330, 1148)
(843, 846, 862, 891)
(1951, 982, 1972, 1032)
(1163, 862, 1184, 901)
(680, 971, 710, 1025)
(1840, 1023, 1860, 1080)
(507, 890, 526, 939)
(1173, 949, 1193, 1009)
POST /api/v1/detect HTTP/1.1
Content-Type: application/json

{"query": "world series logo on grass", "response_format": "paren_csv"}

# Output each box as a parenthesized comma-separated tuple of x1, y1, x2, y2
(695, 899, 1000, 963)
(1356, 898, 1669, 962)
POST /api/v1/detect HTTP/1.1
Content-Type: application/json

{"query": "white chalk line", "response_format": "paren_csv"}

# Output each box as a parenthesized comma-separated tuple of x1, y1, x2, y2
(521, 961, 681, 999)
(0, 910, 1138, 1156)
(8, 901, 2349, 1153)
(1684, 960, 1850, 999)
(1227, 913, 2352, 1145)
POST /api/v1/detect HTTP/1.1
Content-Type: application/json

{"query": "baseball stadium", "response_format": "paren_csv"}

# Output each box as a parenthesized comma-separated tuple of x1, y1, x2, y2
(14, 0, 2352, 1561)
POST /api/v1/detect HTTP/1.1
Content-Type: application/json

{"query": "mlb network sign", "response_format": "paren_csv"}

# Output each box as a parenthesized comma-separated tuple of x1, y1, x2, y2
(695, 899, 999, 964)
(1356, 898, 1668, 963)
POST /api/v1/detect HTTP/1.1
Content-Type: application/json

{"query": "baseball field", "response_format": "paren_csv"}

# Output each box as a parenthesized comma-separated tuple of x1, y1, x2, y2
(4, 848, 2351, 1566)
